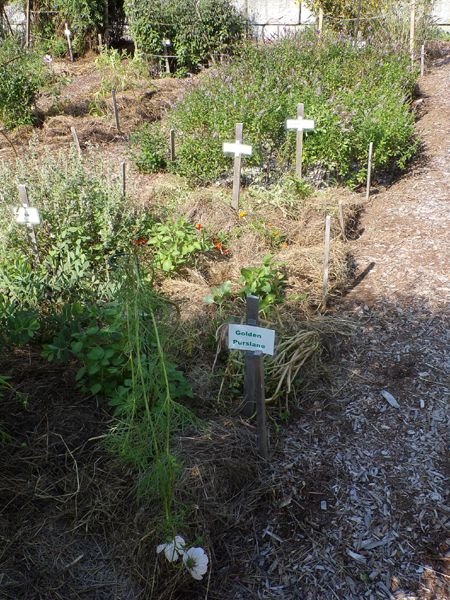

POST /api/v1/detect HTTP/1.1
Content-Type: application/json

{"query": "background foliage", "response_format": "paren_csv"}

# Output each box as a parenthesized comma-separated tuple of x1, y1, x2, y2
(124, 0, 244, 72)
(135, 31, 418, 186)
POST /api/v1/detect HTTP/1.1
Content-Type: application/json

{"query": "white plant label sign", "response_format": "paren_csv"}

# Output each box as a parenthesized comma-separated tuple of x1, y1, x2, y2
(228, 324, 275, 356)
(286, 118, 315, 131)
(223, 141, 253, 157)
(15, 206, 41, 225)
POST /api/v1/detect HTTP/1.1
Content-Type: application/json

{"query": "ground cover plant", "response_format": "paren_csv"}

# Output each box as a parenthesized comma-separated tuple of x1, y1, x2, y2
(130, 31, 418, 187)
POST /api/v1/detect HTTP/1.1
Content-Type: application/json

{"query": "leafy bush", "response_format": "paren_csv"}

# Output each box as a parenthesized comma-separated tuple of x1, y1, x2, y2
(167, 32, 418, 186)
(0, 37, 48, 128)
(124, 0, 244, 72)
(129, 123, 168, 173)
(0, 150, 152, 323)
(240, 255, 286, 313)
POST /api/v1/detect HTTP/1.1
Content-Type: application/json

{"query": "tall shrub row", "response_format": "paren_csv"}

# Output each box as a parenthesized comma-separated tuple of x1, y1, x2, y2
(156, 32, 418, 186)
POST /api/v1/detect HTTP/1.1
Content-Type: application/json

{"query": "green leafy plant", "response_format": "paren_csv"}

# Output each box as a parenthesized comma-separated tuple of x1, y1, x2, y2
(147, 218, 211, 273)
(125, 0, 244, 72)
(203, 280, 232, 307)
(129, 123, 168, 173)
(168, 31, 418, 186)
(240, 255, 286, 312)
(0, 37, 48, 128)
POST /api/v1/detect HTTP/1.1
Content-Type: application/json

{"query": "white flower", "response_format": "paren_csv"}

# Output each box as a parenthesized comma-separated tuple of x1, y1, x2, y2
(156, 535, 186, 563)
(43, 54, 52, 64)
(183, 547, 209, 580)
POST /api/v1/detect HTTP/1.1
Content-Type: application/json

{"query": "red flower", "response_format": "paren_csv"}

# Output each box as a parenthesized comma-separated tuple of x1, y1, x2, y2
(131, 237, 148, 246)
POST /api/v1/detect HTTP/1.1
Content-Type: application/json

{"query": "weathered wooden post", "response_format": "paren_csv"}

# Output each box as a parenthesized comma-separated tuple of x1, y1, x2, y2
(366, 142, 373, 200)
(162, 39, 171, 74)
(410, 0, 416, 67)
(25, 0, 31, 48)
(322, 215, 331, 306)
(318, 8, 324, 35)
(338, 200, 346, 241)
(228, 296, 275, 459)
(170, 129, 176, 162)
(70, 126, 82, 157)
(121, 161, 126, 197)
(223, 123, 252, 211)
(286, 103, 315, 179)
(420, 43, 425, 76)
(111, 89, 121, 132)
(17, 184, 40, 264)
(64, 23, 74, 62)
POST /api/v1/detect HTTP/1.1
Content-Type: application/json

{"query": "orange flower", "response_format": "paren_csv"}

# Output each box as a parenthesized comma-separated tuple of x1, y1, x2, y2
(195, 223, 203, 230)
(131, 237, 148, 246)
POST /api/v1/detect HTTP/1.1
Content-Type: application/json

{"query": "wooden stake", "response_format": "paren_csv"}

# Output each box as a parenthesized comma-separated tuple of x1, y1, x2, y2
(318, 8, 324, 35)
(243, 295, 268, 459)
(170, 128, 176, 162)
(98, 33, 103, 51)
(121, 161, 126, 196)
(338, 200, 346, 241)
(111, 89, 121, 132)
(232, 123, 243, 211)
(410, 0, 416, 66)
(366, 142, 373, 200)
(65, 23, 74, 62)
(163, 40, 171, 74)
(18, 184, 39, 264)
(25, 0, 31, 48)
(70, 126, 82, 157)
(296, 103, 304, 179)
(322, 215, 331, 306)
(420, 43, 425, 76)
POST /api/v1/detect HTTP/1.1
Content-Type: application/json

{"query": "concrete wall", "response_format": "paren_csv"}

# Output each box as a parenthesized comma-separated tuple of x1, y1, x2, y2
(433, 0, 450, 24)
(234, 1, 315, 24)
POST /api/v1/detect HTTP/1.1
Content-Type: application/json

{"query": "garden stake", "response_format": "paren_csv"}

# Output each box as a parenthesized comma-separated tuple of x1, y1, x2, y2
(25, 0, 31, 47)
(366, 142, 373, 200)
(322, 215, 331, 306)
(223, 123, 252, 211)
(170, 129, 176, 162)
(65, 23, 74, 62)
(18, 184, 40, 264)
(163, 39, 171, 74)
(70, 127, 82, 157)
(121, 161, 126, 196)
(112, 89, 121, 132)
(338, 200, 346, 241)
(98, 33, 103, 51)
(286, 103, 315, 179)
(243, 295, 268, 459)
(318, 8, 324, 35)
(420, 44, 425, 76)
(410, 0, 416, 67)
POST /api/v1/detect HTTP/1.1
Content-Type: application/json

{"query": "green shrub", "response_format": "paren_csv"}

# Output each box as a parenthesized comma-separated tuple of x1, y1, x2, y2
(124, 0, 244, 71)
(0, 37, 48, 128)
(0, 150, 152, 320)
(129, 123, 168, 173)
(168, 32, 418, 186)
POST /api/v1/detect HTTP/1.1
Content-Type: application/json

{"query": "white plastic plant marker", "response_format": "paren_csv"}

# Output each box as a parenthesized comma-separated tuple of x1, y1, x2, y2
(15, 206, 40, 225)
(222, 141, 253, 157)
(286, 118, 315, 131)
(228, 324, 275, 356)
